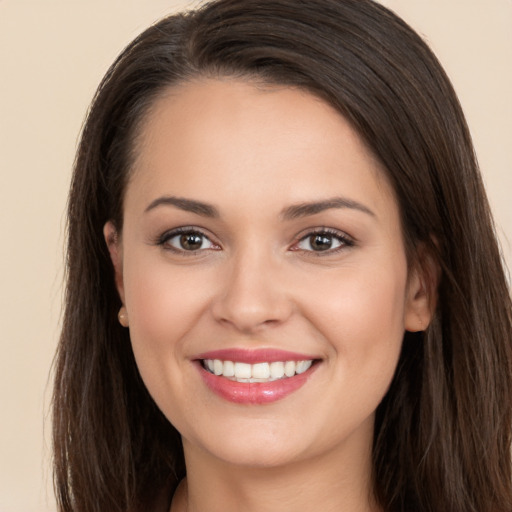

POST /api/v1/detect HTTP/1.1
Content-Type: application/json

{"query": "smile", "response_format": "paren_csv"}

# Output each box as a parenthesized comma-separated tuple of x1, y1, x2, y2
(202, 359, 313, 382)
(195, 349, 320, 404)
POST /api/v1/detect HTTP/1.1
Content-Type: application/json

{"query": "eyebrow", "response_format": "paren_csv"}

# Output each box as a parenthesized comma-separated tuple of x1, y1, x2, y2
(144, 195, 375, 220)
(281, 197, 376, 220)
(144, 196, 219, 217)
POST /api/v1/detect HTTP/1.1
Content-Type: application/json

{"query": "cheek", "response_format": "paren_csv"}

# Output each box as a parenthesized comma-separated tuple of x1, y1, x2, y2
(121, 254, 214, 406)
(302, 257, 408, 386)
(124, 256, 210, 346)
(313, 269, 406, 336)
(311, 265, 408, 425)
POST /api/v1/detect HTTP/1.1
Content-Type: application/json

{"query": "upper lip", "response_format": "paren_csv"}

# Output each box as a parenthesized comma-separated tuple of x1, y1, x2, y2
(194, 348, 320, 364)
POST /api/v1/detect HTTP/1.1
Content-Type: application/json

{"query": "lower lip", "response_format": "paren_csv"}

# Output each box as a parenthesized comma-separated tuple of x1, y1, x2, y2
(196, 363, 318, 404)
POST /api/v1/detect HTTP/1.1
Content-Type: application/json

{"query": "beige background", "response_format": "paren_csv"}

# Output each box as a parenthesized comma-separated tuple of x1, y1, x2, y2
(1, 1, 510, 511)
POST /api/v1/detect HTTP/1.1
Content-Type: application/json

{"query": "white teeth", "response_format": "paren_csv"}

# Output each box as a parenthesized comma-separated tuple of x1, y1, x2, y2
(213, 359, 223, 376)
(234, 362, 252, 379)
(284, 361, 296, 377)
(296, 360, 313, 374)
(223, 360, 235, 377)
(269, 361, 285, 379)
(252, 362, 270, 379)
(203, 358, 315, 381)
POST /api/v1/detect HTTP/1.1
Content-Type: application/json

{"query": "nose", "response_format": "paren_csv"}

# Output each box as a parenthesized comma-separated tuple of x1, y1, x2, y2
(211, 248, 294, 334)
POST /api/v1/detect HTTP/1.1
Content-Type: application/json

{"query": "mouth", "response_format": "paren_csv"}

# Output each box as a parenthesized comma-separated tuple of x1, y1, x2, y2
(201, 358, 314, 383)
(194, 349, 321, 404)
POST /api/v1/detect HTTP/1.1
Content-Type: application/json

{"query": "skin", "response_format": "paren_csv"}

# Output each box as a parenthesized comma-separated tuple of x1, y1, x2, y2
(105, 79, 431, 512)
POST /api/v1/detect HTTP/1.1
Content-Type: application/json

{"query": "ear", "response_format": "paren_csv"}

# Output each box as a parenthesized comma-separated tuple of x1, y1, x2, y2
(103, 221, 125, 304)
(404, 247, 439, 332)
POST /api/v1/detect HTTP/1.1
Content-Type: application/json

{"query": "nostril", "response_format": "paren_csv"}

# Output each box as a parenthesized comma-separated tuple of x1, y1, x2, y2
(212, 296, 292, 332)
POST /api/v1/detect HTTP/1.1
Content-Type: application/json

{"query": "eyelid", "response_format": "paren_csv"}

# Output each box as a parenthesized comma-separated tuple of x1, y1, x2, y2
(152, 225, 354, 256)
(155, 226, 221, 254)
(290, 227, 355, 254)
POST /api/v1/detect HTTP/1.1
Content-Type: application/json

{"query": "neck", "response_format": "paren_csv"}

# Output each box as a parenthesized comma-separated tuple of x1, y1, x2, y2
(171, 430, 381, 512)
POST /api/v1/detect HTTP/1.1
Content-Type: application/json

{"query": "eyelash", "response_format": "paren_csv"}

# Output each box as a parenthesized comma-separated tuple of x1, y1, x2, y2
(155, 227, 219, 254)
(292, 228, 355, 256)
(154, 227, 354, 256)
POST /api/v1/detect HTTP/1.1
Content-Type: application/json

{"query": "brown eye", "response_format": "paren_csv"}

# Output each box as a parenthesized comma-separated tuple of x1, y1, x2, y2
(161, 230, 216, 252)
(295, 230, 352, 253)
(309, 234, 334, 251)
(179, 233, 204, 251)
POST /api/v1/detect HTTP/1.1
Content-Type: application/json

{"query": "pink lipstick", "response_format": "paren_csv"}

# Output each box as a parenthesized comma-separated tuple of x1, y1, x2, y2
(194, 348, 320, 404)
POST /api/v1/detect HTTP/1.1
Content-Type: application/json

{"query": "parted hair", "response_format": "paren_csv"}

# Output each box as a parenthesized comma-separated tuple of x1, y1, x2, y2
(53, 1, 512, 511)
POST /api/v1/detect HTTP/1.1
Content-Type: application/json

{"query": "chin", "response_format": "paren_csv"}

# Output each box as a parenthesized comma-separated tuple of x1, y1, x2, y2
(183, 417, 314, 469)
(205, 441, 306, 469)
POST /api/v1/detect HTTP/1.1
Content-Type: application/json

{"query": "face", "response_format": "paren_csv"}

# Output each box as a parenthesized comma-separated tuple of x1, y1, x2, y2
(106, 79, 429, 471)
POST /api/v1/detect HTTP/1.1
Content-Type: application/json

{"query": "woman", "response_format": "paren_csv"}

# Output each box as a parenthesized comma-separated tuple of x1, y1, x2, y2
(52, 0, 512, 511)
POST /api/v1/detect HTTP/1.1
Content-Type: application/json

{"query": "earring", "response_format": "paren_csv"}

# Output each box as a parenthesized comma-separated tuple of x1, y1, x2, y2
(118, 306, 129, 327)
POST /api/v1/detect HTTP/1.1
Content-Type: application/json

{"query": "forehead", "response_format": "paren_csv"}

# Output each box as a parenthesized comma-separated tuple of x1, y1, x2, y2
(127, 78, 397, 220)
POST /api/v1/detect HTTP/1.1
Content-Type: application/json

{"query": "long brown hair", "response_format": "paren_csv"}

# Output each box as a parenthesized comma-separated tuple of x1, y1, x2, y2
(53, 1, 512, 511)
